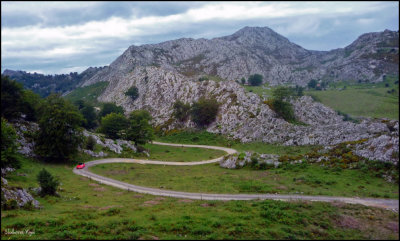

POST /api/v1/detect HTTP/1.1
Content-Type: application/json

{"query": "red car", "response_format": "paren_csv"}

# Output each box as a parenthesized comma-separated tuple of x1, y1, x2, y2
(76, 163, 86, 169)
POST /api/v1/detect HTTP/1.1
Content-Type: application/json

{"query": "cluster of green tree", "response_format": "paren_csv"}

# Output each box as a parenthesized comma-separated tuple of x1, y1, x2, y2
(1, 75, 154, 169)
(172, 97, 219, 127)
(1, 75, 43, 169)
(307, 79, 327, 90)
(2, 70, 89, 97)
(240, 74, 264, 86)
(267, 86, 304, 123)
(98, 110, 154, 145)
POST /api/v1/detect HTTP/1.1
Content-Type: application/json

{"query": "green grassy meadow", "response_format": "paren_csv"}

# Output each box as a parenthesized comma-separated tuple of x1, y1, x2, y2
(1, 156, 399, 240)
(306, 76, 399, 120)
(64, 81, 109, 106)
(90, 162, 399, 199)
(142, 143, 226, 162)
(242, 76, 399, 120)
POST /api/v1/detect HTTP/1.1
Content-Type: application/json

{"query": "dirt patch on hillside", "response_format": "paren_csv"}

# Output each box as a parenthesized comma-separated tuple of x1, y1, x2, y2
(153, 197, 165, 201)
(132, 194, 144, 198)
(88, 183, 100, 187)
(142, 200, 161, 206)
(93, 187, 106, 192)
(178, 199, 194, 203)
(82, 205, 97, 209)
(98, 205, 123, 210)
(335, 215, 361, 229)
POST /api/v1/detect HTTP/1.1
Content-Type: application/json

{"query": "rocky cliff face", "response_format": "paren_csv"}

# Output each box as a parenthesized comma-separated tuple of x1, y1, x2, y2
(82, 27, 398, 87)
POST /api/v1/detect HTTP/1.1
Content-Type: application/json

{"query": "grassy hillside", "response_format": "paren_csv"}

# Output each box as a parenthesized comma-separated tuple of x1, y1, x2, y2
(306, 75, 399, 120)
(2, 156, 399, 240)
(91, 161, 398, 198)
(242, 76, 399, 120)
(64, 81, 109, 105)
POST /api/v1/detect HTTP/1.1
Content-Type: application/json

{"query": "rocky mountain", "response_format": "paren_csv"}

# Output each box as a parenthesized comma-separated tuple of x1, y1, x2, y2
(4, 26, 398, 163)
(81, 27, 398, 163)
(2, 66, 106, 97)
(82, 26, 398, 87)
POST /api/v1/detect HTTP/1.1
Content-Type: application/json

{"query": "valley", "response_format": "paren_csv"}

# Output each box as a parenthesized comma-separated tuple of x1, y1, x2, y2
(1, 24, 399, 240)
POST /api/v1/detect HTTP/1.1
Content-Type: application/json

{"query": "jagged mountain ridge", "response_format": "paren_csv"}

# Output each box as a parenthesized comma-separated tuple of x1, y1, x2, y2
(82, 26, 398, 87)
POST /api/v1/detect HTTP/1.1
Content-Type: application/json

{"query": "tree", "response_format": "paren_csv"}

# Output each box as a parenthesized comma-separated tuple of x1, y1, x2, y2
(241, 77, 246, 85)
(270, 87, 297, 122)
(248, 74, 263, 86)
(99, 102, 124, 118)
(271, 99, 296, 122)
(99, 113, 129, 139)
(34, 94, 84, 162)
(126, 110, 154, 146)
(37, 168, 59, 196)
(172, 100, 191, 122)
(73, 99, 85, 110)
(125, 86, 139, 101)
(191, 97, 219, 127)
(85, 136, 96, 150)
(80, 104, 97, 129)
(272, 87, 295, 101)
(1, 75, 41, 122)
(307, 79, 318, 89)
(1, 118, 20, 169)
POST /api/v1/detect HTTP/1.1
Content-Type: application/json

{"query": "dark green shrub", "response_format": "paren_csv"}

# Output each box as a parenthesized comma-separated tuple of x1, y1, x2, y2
(172, 101, 191, 122)
(1, 118, 20, 169)
(85, 136, 96, 150)
(241, 77, 246, 85)
(3, 199, 19, 210)
(190, 97, 219, 127)
(272, 99, 296, 122)
(37, 168, 59, 196)
(125, 86, 139, 101)
(198, 76, 209, 81)
(307, 79, 317, 89)
(248, 74, 263, 86)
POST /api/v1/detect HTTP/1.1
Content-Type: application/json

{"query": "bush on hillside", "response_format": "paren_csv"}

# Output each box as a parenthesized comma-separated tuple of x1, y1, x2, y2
(248, 74, 263, 86)
(191, 97, 219, 127)
(125, 86, 139, 101)
(173, 100, 191, 122)
(37, 168, 59, 197)
(1, 118, 20, 169)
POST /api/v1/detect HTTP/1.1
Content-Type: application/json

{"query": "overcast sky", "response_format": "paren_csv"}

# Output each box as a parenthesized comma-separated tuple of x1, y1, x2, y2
(1, 1, 399, 75)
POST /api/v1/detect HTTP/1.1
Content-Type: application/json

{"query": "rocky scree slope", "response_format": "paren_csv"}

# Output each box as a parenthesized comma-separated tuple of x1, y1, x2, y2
(82, 27, 398, 87)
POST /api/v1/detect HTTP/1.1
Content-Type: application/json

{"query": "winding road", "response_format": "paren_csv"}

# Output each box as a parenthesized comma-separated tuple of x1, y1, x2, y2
(73, 141, 399, 211)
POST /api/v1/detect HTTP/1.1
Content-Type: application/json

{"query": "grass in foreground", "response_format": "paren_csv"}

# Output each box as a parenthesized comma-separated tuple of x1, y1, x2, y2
(90, 162, 399, 199)
(1, 157, 398, 240)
